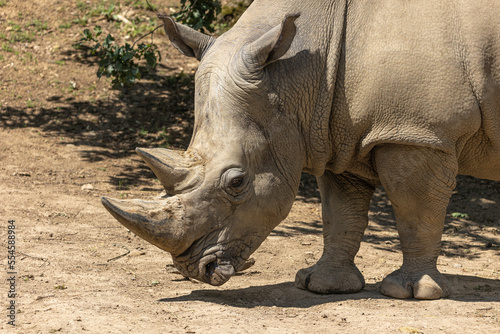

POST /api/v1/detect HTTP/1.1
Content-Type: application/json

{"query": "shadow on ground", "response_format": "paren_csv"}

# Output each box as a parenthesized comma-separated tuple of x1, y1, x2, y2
(283, 173, 499, 262)
(366, 176, 500, 259)
(158, 274, 500, 308)
(1, 68, 195, 154)
(1, 60, 196, 189)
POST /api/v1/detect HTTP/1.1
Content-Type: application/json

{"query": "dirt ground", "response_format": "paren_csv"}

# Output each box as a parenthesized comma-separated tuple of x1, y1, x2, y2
(1, 1, 499, 333)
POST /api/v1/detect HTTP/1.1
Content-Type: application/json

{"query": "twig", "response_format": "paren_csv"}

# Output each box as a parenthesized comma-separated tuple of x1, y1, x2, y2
(107, 244, 130, 262)
(18, 251, 50, 266)
(146, 0, 157, 12)
(35, 294, 55, 301)
(116, 14, 133, 26)
(132, 24, 164, 48)
(186, 0, 199, 18)
(94, 16, 107, 22)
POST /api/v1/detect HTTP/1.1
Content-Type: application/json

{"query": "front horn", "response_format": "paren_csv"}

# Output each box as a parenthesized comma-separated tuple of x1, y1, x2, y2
(101, 196, 190, 255)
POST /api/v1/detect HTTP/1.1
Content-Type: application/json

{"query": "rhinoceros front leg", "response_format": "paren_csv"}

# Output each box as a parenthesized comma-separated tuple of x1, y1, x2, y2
(295, 170, 375, 294)
(374, 144, 458, 299)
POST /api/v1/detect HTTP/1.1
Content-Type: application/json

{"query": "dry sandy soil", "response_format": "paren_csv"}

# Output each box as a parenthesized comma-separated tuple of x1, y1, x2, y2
(1, 1, 499, 333)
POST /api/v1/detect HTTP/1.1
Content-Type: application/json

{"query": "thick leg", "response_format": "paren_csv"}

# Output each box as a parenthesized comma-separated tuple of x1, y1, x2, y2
(374, 144, 458, 299)
(295, 170, 375, 294)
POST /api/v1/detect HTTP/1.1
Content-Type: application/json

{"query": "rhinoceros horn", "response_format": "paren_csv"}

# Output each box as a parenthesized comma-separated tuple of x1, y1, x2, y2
(100, 196, 188, 255)
(136, 148, 203, 195)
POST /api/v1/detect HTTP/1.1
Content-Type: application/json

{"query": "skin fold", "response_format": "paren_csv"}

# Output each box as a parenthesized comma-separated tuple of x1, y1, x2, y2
(102, 0, 500, 299)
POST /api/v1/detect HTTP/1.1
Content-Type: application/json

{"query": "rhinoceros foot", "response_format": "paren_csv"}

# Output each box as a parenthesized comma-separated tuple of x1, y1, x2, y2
(380, 269, 451, 300)
(294, 261, 365, 294)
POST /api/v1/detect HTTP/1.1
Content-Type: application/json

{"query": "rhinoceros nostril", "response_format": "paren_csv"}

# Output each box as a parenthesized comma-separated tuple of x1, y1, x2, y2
(205, 260, 218, 280)
(204, 260, 235, 286)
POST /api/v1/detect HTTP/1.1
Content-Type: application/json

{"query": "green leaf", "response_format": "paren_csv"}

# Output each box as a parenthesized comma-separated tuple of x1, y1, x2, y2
(103, 34, 114, 48)
(122, 52, 134, 62)
(83, 28, 92, 40)
(76, 17, 168, 87)
(451, 212, 469, 219)
(144, 49, 157, 68)
(94, 25, 102, 37)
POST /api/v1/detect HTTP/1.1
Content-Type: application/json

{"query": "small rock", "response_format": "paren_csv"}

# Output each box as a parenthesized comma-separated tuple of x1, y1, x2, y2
(124, 10, 135, 18)
(478, 198, 495, 209)
(14, 171, 31, 177)
(81, 184, 93, 190)
(453, 263, 462, 268)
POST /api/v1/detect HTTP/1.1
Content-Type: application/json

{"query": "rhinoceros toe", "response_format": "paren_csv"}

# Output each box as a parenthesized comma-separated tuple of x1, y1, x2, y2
(294, 262, 365, 294)
(380, 269, 451, 300)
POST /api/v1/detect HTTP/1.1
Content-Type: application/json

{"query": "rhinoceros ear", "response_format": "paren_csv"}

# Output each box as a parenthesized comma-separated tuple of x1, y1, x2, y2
(243, 14, 299, 70)
(158, 14, 216, 61)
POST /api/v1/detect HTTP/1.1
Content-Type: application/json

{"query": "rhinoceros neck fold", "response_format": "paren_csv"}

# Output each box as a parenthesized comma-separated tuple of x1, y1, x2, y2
(256, 1, 349, 176)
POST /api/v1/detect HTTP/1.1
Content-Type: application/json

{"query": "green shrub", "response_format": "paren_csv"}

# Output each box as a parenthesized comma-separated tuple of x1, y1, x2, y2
(172, 0, 221, 33)
(75, 1, 252, 87)
(74, 26, 161, 88)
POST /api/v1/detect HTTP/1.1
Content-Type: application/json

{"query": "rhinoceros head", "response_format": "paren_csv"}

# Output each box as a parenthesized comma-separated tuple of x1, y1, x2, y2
(101, 14, 305, 286)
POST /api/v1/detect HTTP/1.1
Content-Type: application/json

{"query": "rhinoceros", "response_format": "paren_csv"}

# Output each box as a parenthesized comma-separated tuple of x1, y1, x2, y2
(101, 0, 500, 300)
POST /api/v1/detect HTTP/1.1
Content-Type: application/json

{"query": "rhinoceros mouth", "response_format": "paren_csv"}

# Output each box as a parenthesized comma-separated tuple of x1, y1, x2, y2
(200, 252, 255, 286)
(172, 234, 256, 286)
(201, 255, 236, 286)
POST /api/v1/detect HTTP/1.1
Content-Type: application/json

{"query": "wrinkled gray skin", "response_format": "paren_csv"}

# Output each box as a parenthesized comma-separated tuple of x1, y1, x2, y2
(102, 0, 500, 299)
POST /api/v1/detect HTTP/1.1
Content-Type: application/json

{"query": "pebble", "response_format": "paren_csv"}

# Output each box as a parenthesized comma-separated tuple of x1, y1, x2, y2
(81, 184, 93, 190)
(13, 171, 31, 176)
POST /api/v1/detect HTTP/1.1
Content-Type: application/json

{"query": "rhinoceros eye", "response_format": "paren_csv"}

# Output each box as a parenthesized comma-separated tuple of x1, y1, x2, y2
(230, 176, 244, 188)
(222, 168, 247, 196)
